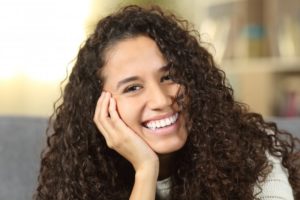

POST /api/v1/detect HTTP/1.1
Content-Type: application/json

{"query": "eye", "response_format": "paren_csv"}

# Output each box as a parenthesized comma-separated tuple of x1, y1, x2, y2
(123, 84, 143, 93)
(161, 74, 173, 82)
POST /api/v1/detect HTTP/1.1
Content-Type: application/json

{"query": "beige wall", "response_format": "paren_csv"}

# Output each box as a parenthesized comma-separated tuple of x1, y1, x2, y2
(0, 78, 61, 117)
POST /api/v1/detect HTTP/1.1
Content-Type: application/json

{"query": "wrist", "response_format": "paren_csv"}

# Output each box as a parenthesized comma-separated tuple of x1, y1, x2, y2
(135, 159, 159, 180)
(130, 161, 158, 200)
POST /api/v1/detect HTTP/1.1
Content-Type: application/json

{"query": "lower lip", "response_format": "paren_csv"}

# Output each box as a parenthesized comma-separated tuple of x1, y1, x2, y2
(143, 114, 180, 136)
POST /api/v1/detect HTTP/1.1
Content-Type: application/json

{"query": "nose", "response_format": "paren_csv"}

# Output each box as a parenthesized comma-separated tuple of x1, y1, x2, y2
(147, 84, 174, 110)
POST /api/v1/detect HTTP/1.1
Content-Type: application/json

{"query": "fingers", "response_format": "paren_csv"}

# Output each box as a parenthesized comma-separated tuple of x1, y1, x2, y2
(108, 96, 121, 122)
(95, 94, 123, 150)
(95, 91, 120, 123)
(94, 91, 106, 121)
(100, 92, 110, 119)
(94, 91, 123, 145)
(94, 91, 111, 120)
(93, 92, 157, 169)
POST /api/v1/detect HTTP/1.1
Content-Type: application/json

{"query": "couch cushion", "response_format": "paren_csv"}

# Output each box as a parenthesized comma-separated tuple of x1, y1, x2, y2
(0, 116, 47, 200)
(0, 116, 298, 200)
(268, 117, 300, 138)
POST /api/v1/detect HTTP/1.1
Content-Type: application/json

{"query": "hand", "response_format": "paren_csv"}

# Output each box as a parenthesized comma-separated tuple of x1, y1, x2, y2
(93, 91, 159, 172)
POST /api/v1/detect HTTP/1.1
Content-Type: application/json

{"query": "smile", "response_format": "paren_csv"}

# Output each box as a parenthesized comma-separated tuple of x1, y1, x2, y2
(144, 113, 179, 130)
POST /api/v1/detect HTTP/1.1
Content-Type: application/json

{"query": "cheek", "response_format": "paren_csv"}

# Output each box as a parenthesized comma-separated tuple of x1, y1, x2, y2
(115, 98, 142, 128)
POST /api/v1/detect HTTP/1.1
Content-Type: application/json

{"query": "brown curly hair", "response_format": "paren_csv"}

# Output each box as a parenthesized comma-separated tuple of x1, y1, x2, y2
(35, 5, 300, 200)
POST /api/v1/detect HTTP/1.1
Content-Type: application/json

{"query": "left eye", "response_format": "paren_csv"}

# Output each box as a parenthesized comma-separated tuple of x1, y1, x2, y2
(161, 74, 172, 82)
(123, 85, 142, 93)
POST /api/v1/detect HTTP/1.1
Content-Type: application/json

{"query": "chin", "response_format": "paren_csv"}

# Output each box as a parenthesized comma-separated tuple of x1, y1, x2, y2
(151, 139, 186, 154)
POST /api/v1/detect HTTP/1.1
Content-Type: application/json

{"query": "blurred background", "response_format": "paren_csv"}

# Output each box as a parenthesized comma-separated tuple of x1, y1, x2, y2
(0, 0, 300, 117)
(0, 0, 299, 199)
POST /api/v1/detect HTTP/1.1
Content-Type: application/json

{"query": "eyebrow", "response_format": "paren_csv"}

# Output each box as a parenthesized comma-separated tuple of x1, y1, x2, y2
(116, 64, 171, 90)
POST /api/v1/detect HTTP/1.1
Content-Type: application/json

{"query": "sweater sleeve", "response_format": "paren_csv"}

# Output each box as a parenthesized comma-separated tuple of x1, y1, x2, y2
(253, 153, 294, 200)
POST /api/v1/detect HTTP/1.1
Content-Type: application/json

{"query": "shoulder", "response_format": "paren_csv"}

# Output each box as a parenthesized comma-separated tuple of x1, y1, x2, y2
(254, 152, 294, 200)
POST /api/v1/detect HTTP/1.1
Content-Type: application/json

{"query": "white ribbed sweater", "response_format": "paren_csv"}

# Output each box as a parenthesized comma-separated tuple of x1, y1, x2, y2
(156, 154, 294, 200)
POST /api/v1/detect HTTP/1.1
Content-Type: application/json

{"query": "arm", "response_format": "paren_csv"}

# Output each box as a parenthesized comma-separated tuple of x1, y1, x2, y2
(94, 92, 158, 200)
(130, 162, 159, 200)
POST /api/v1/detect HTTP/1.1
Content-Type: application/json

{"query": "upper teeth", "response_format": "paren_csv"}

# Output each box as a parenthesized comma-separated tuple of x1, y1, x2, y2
(145, 113, 178, 130)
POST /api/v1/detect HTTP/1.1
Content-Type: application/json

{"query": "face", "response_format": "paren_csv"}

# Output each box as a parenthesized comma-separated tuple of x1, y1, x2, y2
(101, 36, 188, 154)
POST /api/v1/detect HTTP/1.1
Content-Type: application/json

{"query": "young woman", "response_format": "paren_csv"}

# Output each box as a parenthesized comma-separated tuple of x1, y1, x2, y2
(35, 5, 300, 200)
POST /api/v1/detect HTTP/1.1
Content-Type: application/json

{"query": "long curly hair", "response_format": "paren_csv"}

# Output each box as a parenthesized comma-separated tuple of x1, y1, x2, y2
(35, 5, 300, 200)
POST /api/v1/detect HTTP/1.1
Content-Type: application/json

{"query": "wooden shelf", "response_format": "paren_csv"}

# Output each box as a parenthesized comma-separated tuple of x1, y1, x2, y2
(199, 0, 300, 117)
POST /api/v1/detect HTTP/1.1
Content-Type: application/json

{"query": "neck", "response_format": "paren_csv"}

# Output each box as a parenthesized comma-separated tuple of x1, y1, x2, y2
(157, 152, 177, 180)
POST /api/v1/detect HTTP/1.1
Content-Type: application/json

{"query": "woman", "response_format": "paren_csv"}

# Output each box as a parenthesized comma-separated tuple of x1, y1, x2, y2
(35, 5, 300, 200)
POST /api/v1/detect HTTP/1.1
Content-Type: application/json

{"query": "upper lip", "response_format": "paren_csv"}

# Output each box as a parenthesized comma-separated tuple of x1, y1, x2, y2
(142, 112, 178, 124)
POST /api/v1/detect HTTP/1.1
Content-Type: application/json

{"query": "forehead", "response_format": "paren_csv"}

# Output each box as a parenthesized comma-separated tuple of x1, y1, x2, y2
(101, 36, 167, 79)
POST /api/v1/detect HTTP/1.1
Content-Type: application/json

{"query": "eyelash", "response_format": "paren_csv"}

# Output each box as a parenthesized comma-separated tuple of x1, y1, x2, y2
(123, 84, 142, 93)
(160, 74, 172, 82)
(122, 74, 173, 94)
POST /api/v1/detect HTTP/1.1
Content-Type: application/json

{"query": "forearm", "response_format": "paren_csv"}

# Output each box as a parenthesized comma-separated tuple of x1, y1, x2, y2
(130, 163, 159, 200)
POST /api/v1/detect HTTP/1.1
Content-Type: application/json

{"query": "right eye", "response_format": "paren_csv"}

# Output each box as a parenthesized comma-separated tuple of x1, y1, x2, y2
(123, 85, 143, 93)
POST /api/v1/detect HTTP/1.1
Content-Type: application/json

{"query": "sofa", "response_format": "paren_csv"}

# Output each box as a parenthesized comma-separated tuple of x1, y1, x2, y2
(0, 116, 299, 200)
(0, 116, 47, 200)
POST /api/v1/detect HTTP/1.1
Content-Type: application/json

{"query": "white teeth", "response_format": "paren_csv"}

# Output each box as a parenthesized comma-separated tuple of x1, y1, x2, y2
(166, 118, 171, 125)
(145, 113, 178, 130)
(161, 120, 166, 127)
(155, 121, 160, 128)
(148, 122, 155, 129)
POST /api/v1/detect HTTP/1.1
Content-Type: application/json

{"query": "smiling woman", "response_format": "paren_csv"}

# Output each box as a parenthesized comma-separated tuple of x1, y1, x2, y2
(35, 5, 300, 200)
(99, 36, 187, 154)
